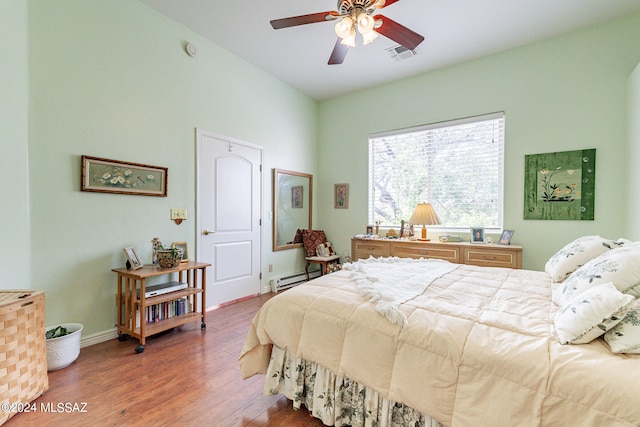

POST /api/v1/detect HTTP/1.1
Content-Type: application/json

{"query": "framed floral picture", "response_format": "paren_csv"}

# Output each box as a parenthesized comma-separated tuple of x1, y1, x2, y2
(524, 149, 595, 220)
(334, 183, 349, 208)
(291, 185, 303, 208)
(81, 155, 168, 197)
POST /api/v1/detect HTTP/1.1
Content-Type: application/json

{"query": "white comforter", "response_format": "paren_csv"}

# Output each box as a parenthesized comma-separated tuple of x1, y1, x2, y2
(240, 261, 640, 426)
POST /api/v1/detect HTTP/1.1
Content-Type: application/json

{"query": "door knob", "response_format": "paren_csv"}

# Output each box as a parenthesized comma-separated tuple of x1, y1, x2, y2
(202, 229, 215, 235)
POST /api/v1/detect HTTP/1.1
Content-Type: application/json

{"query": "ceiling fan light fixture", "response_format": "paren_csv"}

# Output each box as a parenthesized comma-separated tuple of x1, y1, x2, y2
(357, 13, 375, 34)
(362, 29, 378, 45)
(340, 28, 357, 47)
(335, 16, 354, 38)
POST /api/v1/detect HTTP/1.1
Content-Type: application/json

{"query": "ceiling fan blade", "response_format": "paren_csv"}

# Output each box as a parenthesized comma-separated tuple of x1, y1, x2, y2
(374, 14, 424, 50)
(374, 0, 400, 9)
(328, 38, 349, 65)
(270, 11, 339, 29)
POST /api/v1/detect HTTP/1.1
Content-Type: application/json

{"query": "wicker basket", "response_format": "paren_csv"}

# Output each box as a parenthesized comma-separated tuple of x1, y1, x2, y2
(0, 291, 48, 425)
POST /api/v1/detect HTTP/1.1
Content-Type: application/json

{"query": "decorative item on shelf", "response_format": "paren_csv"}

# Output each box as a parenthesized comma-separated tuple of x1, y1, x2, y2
(409, 203, 441, 241)
(172, 242, 190, 262)
(386, 228, 397, 238)
(156, 247, 184, 269)
(151, 237, 162, 266)
(366, 225, 374, 235)
(124, 246, 143, 270)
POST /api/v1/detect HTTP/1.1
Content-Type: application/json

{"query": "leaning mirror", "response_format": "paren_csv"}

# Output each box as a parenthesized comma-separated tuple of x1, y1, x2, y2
(273, 169, 313, 251)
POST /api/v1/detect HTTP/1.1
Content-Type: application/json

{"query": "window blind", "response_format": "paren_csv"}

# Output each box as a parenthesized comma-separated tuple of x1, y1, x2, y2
(368, 112, 505, 229)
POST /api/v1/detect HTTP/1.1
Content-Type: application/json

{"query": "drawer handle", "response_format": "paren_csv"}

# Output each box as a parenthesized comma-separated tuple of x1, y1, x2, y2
(367, 247, 376, 250)
(21, 301, 34, 307)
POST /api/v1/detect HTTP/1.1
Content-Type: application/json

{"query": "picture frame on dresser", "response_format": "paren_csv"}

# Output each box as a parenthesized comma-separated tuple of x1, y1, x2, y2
(470, 227, 484, 243)
(498, 229, 515, 245)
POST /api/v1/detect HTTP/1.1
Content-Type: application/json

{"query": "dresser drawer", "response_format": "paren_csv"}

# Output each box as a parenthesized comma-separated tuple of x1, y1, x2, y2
(352, 240, 390, 260)
(463, 247, 521, 268)
(391, 243, 460, 263)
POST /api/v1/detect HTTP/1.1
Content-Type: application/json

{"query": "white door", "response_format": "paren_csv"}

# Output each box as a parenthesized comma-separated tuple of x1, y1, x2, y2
(197, 129, 262, 308)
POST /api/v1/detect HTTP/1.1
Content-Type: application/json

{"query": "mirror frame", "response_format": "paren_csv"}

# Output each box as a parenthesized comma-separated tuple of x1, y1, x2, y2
(272, 168, 313, 251)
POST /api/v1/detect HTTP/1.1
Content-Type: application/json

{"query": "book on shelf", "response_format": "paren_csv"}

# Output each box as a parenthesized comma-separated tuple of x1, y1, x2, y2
(144, 297, 191, 324)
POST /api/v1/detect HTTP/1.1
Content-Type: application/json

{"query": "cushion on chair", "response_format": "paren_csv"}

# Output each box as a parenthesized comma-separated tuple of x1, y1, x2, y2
(316, 242, 336, 257)
(301, 230, 327, 257)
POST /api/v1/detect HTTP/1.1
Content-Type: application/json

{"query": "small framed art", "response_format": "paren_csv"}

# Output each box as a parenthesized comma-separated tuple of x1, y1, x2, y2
(123, 246, 143, 270)
(334, 183, 349, 209)
(291, 186, 303, 208)
(172, 241, 189, 262)
(470, 227, 485, 244)
(498, 230, 515, 245)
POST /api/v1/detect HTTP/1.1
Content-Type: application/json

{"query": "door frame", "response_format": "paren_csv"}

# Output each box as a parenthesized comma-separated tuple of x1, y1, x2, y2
(195, 128, 264, 304)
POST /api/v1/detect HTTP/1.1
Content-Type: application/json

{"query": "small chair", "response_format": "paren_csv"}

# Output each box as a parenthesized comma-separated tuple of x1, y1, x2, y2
(301, 230, 340, 280)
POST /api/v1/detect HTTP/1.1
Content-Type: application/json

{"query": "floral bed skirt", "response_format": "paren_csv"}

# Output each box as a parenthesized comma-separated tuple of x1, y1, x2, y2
(264, 346, 445, 427)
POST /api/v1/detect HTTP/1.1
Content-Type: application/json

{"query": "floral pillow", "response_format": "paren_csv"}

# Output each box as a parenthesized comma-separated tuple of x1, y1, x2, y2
(544, 235, 620, 283)
(553, 242, 640, 307)
(604, 299, 640, 354)
(555, 282, 634, 345)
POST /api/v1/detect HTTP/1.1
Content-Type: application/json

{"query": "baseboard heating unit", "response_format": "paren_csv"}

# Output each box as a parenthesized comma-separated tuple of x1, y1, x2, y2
(273, 270, 322, 292)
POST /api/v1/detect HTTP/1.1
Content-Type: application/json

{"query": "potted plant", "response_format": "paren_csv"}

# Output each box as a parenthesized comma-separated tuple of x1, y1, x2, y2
(45, 323, 83, 371)
(156, 246, 183, 269)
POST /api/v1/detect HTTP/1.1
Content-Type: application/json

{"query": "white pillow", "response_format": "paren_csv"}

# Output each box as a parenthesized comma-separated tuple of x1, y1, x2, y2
(553, 242, 640, 307)
(555, 282, 633, 345)
(604, 298, 640, 354)
(544, 235, 620, 283)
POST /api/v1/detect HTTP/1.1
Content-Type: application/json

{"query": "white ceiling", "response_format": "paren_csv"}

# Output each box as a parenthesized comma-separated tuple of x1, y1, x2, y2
(139, 0, 640, 100)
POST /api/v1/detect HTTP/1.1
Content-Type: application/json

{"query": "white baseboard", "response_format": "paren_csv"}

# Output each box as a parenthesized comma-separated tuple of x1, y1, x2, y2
(80, 328, 118, 348)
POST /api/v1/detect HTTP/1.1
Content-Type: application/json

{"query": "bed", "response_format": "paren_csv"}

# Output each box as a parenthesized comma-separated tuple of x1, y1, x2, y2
(239, 237, 640, 426)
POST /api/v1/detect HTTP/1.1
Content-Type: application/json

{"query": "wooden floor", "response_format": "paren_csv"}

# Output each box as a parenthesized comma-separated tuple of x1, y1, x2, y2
(5, 293, 325, 427)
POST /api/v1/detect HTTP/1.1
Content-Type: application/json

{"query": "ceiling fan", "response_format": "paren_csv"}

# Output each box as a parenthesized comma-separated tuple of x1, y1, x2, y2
(270, 0, 424, 65)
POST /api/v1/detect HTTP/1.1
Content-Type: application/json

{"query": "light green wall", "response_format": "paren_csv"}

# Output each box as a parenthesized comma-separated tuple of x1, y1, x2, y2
(628, 62, 640, 239)
(317, 12, 640, 270)
(4, 1, 640, 339)
(1, 1, 31, 284)
(10, 0, 318, 337)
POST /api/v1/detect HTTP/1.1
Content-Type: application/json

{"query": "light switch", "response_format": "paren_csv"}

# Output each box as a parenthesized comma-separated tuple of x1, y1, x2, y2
(170, 208, 187, 220)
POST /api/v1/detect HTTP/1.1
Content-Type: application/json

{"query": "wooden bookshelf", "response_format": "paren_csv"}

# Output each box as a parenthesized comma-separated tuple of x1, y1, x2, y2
(112, 261, 210, 353)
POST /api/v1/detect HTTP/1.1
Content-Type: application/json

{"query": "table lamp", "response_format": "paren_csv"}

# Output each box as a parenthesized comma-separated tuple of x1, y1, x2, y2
(409, 203, 441, 241)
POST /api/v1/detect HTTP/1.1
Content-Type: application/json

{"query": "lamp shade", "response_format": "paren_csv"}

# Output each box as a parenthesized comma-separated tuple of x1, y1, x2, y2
(409, 203, 441, 240)
(409, 203, 441, 226)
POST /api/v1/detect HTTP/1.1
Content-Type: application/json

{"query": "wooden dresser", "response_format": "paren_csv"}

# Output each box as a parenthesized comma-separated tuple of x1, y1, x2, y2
(352, 238, 522, 269)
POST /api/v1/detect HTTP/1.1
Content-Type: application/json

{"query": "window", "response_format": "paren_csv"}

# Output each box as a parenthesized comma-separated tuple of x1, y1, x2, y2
(368, 112, 505, 230)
